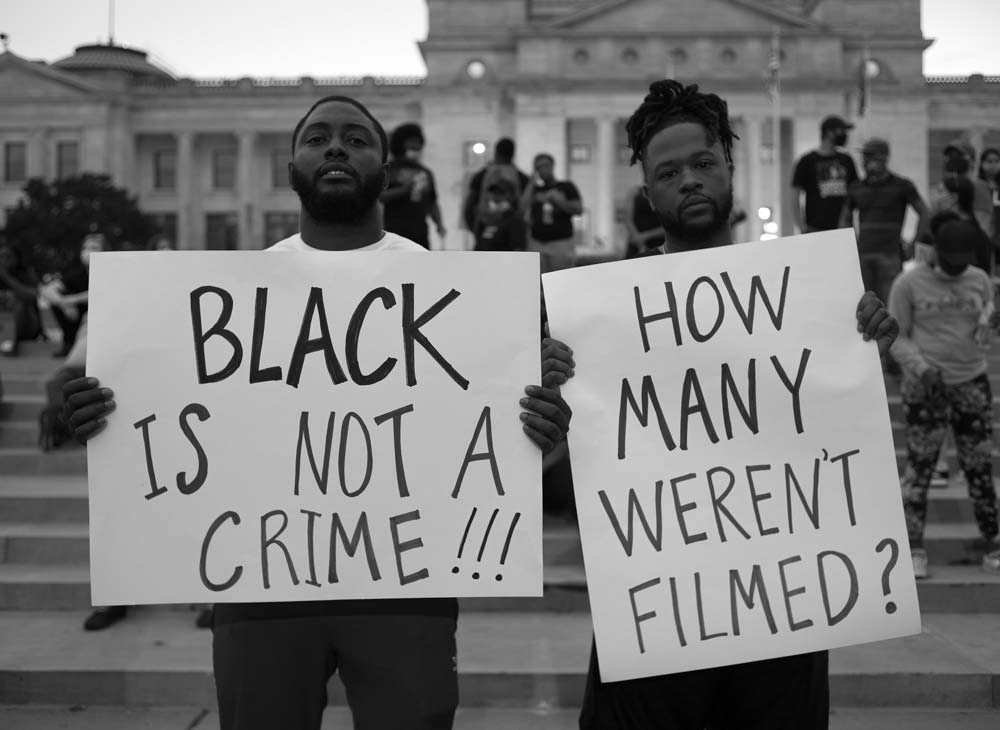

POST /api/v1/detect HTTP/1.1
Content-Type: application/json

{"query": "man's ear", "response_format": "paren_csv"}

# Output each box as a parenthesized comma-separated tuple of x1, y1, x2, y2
(380, 162, 390, 192)
(641, 183, 653, 210)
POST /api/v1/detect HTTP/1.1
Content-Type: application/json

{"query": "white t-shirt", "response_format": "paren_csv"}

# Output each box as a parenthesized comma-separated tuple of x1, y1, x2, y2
(267, 231, 424, 253)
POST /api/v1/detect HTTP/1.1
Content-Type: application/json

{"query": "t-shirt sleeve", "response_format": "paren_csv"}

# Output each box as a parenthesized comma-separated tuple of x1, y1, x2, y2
(562, 181, 581, 202)
(888, 273, 931, 377)
(844, 155, 859, 184)
(426, 168, 438, 204)
(791, 155, 809, 188)
(903, 178, 921, 206)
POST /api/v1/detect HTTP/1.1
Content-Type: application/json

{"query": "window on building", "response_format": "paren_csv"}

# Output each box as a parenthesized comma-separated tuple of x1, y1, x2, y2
(56, 141, 80, 180)
(149, 213, 178, 249)
(154, 150, 177, 190)
(213, 149, 237, 189)
(271, 148, 288, 189)
(4, 142, 27, 183)
(569, 143, 592, 163)
(205, 213, 239, 250)
(264, 212, 299, 244)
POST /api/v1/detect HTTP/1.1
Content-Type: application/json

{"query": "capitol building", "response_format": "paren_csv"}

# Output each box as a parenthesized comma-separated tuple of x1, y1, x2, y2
(1, 0, 998, 251)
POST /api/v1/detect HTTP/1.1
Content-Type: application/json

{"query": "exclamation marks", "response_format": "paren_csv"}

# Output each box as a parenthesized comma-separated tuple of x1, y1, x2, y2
(452, 508, 521, 581)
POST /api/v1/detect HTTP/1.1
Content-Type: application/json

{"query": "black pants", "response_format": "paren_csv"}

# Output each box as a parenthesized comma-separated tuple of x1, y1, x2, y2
(212, 613, 458, 730)
(50, 303, 83, 351)
(580, 640, 829, 730)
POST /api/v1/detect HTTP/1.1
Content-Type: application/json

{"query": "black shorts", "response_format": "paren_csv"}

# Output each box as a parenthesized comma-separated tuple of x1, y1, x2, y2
(579, 639, 829, 730)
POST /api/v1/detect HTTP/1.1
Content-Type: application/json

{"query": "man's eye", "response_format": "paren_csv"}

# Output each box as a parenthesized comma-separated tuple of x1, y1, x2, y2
(659, 169, 677, 180)
(347, 136, 368, 146)
(305, 135, 325, 145)
(696, 159, 714, 169)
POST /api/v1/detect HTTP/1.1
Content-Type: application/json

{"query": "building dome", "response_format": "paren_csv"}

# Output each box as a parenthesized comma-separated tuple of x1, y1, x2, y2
(53, 43, 175, 82)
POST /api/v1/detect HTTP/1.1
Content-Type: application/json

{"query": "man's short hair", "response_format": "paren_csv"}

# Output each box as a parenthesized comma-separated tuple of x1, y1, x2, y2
(495, 138, 516, 161)
(290, 96, 388, 162)
(533, 153, 554, 166)
(389, 123, 425, 159)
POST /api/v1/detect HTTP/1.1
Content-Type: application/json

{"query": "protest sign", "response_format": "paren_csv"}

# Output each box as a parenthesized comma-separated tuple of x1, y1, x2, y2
(85, 251, 542, 605)
(542, 230, 920, 682)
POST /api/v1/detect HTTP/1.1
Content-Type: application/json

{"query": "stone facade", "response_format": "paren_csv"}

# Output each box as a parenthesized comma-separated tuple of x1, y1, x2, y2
(1, 0, 998, 250)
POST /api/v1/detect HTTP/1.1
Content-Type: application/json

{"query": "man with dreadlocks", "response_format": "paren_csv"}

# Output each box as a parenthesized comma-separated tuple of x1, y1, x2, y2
(575, 79, 899, 730)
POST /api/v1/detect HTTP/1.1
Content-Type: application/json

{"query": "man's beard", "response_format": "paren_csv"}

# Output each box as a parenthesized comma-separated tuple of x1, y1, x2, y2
(290, 165, 385, 224)
(658, 184, 734, 248)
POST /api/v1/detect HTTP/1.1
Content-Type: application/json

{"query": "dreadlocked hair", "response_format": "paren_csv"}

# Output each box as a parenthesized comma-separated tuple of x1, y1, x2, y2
(625, 80, 738, 167)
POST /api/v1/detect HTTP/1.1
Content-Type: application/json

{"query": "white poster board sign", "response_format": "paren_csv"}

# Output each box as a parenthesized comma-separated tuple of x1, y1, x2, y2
(542, 231, 920, 682)
(86, 251, 542, 605)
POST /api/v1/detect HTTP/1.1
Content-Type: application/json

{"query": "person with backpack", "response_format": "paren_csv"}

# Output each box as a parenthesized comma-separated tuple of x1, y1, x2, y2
(462, 137, 530, 237)
(523, 153, 583, 273)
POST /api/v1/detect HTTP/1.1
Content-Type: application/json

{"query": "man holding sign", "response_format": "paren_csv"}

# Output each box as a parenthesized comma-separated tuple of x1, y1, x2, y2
(541, 81, 904, 730)
(62, 96, 572, 730)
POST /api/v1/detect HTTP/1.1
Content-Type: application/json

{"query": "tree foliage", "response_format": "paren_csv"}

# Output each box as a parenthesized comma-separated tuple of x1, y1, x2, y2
(2, 174, 157, 275)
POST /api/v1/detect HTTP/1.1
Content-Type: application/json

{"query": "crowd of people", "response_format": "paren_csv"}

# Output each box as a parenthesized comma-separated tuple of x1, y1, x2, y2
(0, 77, 996, 729)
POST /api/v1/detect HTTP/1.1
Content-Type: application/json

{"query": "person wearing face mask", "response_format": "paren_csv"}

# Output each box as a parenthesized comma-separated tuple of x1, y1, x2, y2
(888, 213, 1000, 580)
(790, 115, 859, 233)
(930, 139, 994, 241)
(380, 122, 445, 249)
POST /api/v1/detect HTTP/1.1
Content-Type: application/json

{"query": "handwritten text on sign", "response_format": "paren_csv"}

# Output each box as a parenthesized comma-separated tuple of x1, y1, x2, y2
(86, 251, 542, 605)
(542, 231, 919, 681)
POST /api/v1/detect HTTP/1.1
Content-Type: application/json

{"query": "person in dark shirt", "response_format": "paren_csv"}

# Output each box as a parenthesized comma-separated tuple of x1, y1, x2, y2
(0, 243, 42, 356)
(839, 138, 929, 305)
(790, 115, 859, 233)
(624, 184, 666, 258)
(574, 78, 898, 730)
(462, 138, 531, 234)
(46, 233, 100, 357)
(524, 153, 583, 273)
(473, 178, 527, 252)
(380, 123, 445, 249)
(60, 95, 574, 730)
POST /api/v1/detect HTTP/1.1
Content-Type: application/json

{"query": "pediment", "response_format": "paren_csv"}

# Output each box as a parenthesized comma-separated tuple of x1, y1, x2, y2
(0, 53, 102, 100)
(549, 0, 820, 32)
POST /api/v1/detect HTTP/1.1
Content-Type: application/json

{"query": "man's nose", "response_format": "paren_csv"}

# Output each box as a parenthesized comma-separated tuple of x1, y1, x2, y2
(679, 169, 703, 192)
(324, 139, 348, 159)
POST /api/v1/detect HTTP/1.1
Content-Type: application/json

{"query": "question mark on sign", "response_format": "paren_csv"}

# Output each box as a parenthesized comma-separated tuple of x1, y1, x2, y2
(875, 537, 899, 614)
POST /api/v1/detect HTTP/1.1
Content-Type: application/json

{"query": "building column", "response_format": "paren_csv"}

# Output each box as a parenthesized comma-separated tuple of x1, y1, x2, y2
(27, 128, 48, 179)
(176, 131, 194, 250)
(743, 116, 763, 242)
(238, 131, 256, 249)
(594, 116, 616, 250)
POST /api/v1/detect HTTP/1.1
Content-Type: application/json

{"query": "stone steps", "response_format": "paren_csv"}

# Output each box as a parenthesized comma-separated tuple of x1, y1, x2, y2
(1, 562, 997, 613)
(0, 611, 997, 709)
(4, 706, 1000, 730)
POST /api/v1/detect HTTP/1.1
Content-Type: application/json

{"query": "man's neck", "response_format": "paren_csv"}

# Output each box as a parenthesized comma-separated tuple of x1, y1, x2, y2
(663, 228, 733, 254)
(818, 140, 837, 155)
(298, 211, 385, 251)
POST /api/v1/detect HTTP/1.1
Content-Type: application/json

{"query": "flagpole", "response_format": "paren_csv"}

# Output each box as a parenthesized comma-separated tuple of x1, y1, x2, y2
(770, 27, 783, 236)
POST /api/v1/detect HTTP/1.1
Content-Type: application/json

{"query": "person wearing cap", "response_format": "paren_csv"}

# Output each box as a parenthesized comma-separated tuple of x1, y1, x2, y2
(929, 138, 994, 242)
(888, 213, 1000, 579)
(839, 137, 928, 307)
(790, 115, 859, 233)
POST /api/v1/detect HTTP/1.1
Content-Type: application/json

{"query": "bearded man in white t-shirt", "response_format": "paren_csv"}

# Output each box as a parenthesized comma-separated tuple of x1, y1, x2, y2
(62, 95, 575, 730)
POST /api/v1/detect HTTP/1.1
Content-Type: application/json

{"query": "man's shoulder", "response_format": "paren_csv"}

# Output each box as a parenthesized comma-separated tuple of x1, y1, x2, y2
(377, 231, 427, 252)
(266, 234, 302, 251)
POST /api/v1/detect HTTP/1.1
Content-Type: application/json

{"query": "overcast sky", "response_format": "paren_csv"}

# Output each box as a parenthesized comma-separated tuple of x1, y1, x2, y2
(2, 0, 997, 78)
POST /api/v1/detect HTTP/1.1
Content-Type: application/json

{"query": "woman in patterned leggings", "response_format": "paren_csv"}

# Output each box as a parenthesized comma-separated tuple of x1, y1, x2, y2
(888, 215, 1000, 577)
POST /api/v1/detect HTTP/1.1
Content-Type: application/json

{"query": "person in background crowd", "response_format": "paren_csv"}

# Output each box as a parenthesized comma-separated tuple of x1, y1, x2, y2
(380, 122, 445, 249)
(45, 231, 102, 357)
(575, 78, 897, 730)
(148, 233, 175, 251)
(790, 115, 859, 233)
(523, 153, 583, 273)
(462, 138, 530, 235)
(930, 138, 994, 241)
(623, 183, 665, 258)
(473, 178, 527, 252)
(840, 138, 929, 308)
(977, 147, 1000, 258)
(0, 243, 43, 357)
(61, 95, 573, 730)
(889, 214, 1000, 579)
